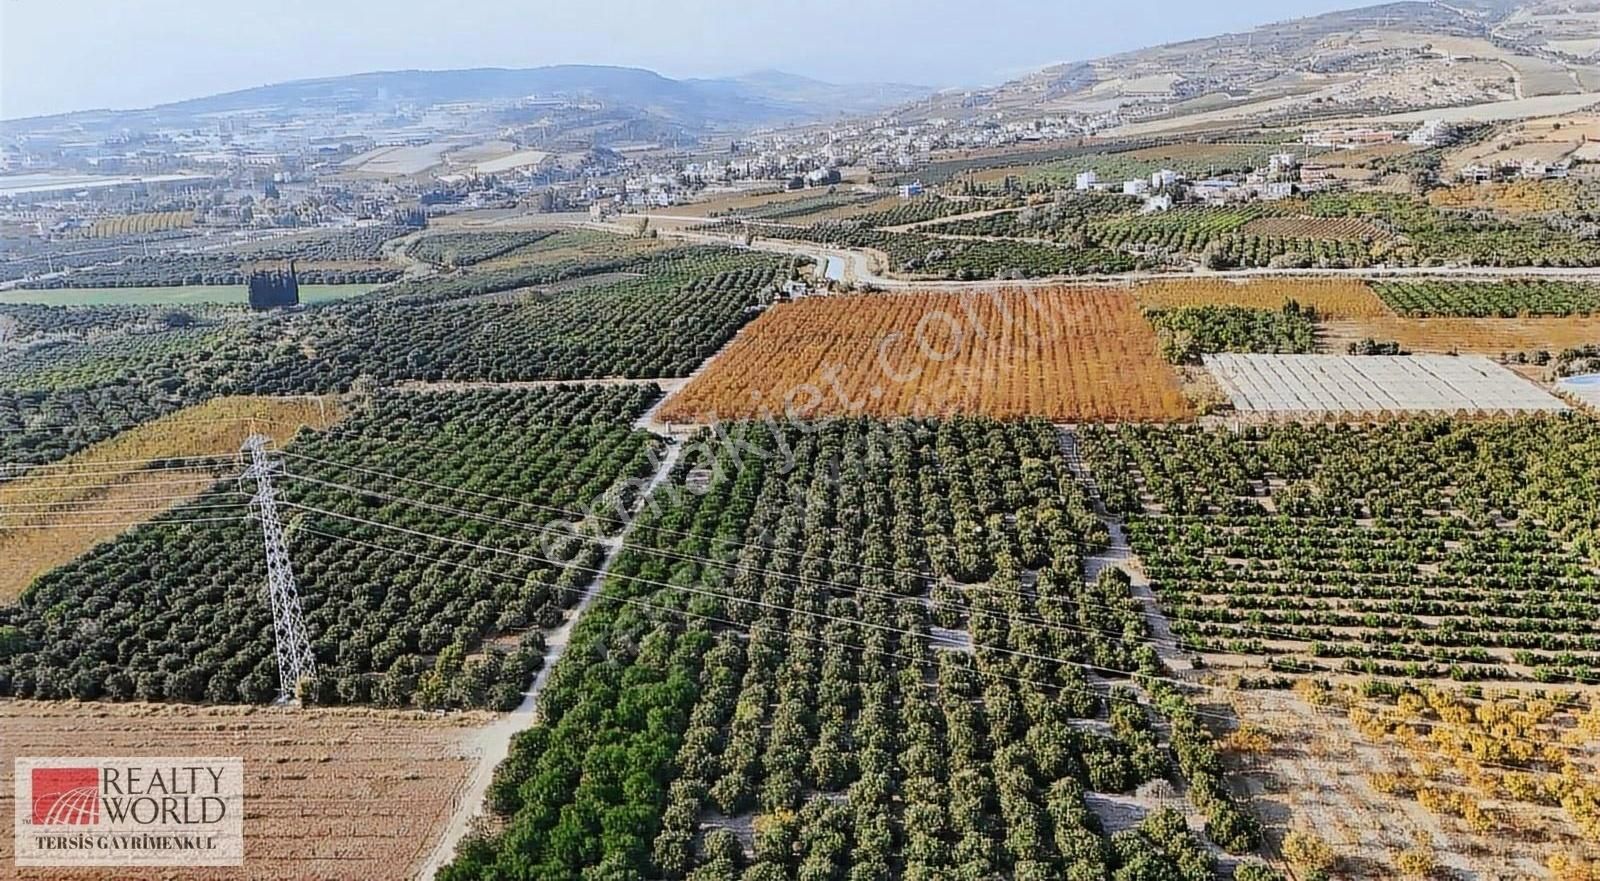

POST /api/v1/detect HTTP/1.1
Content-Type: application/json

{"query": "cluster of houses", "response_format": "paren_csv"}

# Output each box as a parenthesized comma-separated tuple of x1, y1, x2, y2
(1457, 158, 1571, 184)
(1072, 150, 1329, 211)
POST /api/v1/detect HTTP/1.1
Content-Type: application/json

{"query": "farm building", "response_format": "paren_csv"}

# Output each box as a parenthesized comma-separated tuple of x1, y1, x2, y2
(1202, 354, 1568, 419)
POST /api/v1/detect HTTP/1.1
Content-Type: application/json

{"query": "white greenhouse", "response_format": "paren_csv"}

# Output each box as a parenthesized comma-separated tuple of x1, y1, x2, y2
(1202, 354, 1569, 419)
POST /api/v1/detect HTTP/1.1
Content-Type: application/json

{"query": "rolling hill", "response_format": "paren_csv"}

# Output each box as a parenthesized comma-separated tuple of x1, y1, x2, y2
(901, 0, 1600, 133)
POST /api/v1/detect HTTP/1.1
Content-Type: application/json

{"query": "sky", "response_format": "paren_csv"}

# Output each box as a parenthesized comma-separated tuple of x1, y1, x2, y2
(1, 0, 1369, 120)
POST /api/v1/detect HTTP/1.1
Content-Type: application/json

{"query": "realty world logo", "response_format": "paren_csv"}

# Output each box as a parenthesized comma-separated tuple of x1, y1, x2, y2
(14, 757, 244, 867)
(31, 767, 101, 825)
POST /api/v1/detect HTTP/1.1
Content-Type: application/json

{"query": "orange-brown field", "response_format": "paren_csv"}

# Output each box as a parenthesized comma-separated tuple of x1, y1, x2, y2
(0, 700, 482, 881)
(1319, 315, 1600, 354)
(0, 396, 341, 601)
(1134, 278, 1394, 318)
(658, 288, 1192, 423)
(1239, 216, 1384, 240)
(1427, 181, 1583, 214)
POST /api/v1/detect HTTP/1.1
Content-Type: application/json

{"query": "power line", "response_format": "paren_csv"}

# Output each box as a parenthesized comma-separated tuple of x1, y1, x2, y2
(280, 469, 1210, 658)
(279, 497, 1598, 762)
(286, 508, 1594, 769)
(277, 457, 1596, 687)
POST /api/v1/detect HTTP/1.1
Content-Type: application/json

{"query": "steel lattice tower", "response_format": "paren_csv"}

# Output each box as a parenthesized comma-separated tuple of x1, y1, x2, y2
(241, 435, 315, 703)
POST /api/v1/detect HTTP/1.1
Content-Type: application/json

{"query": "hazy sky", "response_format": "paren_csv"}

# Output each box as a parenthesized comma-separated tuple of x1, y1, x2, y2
(1, 0, 1367, 120)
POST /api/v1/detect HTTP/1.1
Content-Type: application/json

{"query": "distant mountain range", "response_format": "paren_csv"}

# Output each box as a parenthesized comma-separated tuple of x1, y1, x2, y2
(4, 65, 929, 134)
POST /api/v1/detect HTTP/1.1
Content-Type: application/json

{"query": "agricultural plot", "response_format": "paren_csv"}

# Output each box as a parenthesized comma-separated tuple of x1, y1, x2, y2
(441, 417, 1273, 879)
(1091, 204, 1284, 255)
(839, 196, 982, 229)
(650, 187, 823, 219)
(0, 284, 377, 307)
(1145, 304, 1318, 364)
(1076, 419, 1600, 867)
(305, 251, 795, 383)
(727, 192, 880, 222)
(1426, 181, 1588, 215)
(0, 395, 341, 601)
(1226, 681, 1600, 880)
(1318, 315, 1600, 355)
(1303, 192, 1600, 268)
(1, 323, 237, 391)
(0, 385, 662, 708)
(1236, 216, 1383, 241)
(470, 227, 675, 270)
(0, 245, 785, 479)
(408, 230, 556, 267)
(0, 383, 207, 468)
(19, 226, 410, 289)
(1030, 144, 1307, 186)
(80, 211, 195, 238)
(753, 222, 1136, 278)
(0, 701, 481, 881)
(658, 289, 1192, 422)
(1, 234, 201, 284)
(1079, 418, 1600, 683)
(1202, 354, 1568, 417)
(1133, 279, 1392, 318)
(920, 194, 1142, 242)
(1373, 280, 1600, 317)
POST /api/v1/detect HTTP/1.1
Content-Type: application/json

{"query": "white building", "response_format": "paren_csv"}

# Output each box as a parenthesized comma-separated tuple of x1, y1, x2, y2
(1150, 169, 1180, 189)
(1408, 120, 1455, 147)
(1075, 171, 1098, 191)
(1191, 179, 1241, 203)
(1122, 179, 1150, 196)
(1261, 181, 1295, 201)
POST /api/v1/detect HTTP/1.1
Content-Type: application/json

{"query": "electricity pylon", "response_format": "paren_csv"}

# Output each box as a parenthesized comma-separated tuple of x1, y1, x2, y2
(241, 435, 315, 703)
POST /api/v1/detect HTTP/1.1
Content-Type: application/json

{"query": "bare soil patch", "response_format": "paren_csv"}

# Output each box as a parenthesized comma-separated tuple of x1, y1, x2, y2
(0, 700, 486, 880)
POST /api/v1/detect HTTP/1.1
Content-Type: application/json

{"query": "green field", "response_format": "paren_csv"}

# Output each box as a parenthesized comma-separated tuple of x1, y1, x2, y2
(0, 284, 379, 307)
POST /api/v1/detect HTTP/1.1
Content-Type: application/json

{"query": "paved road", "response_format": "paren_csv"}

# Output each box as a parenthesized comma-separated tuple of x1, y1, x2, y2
(545, 210, 1600, 290)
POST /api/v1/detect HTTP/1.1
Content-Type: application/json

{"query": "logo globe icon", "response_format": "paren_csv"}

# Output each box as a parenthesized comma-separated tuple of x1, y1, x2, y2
(37, 785, 100, 825)
(31, 767, 101, 826)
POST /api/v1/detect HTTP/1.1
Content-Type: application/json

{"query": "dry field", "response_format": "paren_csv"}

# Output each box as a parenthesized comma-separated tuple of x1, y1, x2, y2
(1318, 315, 1600, 354)
(658, 288, 1192, 423)
(1443, 115, 1600, 176)
(1215, 682, 1600, 881)
(0, 396, 341, 601)
(0, 700, 485, 881)
(643, 187, 815, 219)
(1238, 216, 1384, 240)
(1313, 142, 1424, 167)
(1134, 278, 1393, 318)
(1427, 181, 1585, 214)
